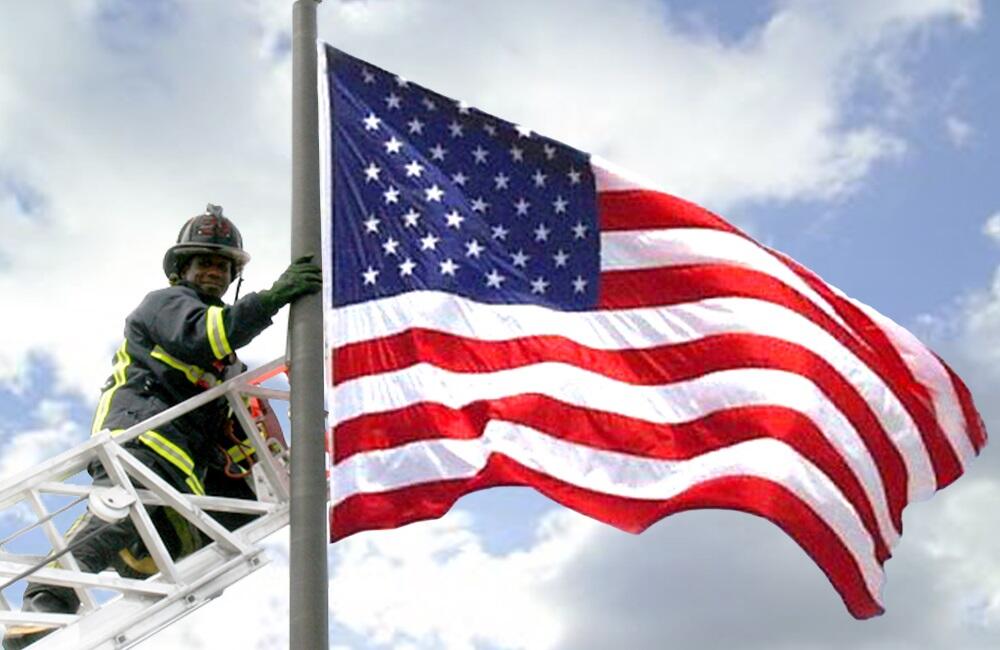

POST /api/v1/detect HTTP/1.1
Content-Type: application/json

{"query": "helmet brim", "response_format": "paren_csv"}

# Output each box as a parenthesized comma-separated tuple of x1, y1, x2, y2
(163, 243, 250, 279)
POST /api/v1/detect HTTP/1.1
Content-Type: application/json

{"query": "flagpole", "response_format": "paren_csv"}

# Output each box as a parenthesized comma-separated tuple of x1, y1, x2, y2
(289, 1, 328, 648)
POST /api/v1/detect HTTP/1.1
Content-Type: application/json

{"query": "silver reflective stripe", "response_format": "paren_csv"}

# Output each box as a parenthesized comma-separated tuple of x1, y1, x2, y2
(206, 306, 232, 359)
(150, 346, 220, 388)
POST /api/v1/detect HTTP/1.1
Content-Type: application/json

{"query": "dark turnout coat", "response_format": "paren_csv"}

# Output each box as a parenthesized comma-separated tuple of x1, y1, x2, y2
(92, 281, 274, 494)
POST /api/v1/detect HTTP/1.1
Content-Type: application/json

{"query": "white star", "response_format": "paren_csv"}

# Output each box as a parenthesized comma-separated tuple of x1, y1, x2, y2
(483, 122, 498, 136)
(567, 168, 582, 185)
(407, 118, 425, 134)
(425, 184, 445, 202)
(399, 258, 416, 277)
(363, 215, 380, 233)
(451, 172, 469, 186)
(364, 162, 381, 182)
(384, 137, 403, 154)
(383, 187, 400, 204)
(404, 160, 425, 178)
(543, 144, 556, 160)
(491, 224, 509, 241)
(439, 258, 458, 276)
(394, 75, 409, 88)
(382, 237, 400, 256)
(509, 145, 524, 162)
(361, 68, 375, 84)
(510, 249, 530, 268)
(421, 97, 437, 111)
(470, 197, 489, 213)
(553, 249, 569, 268)
(532, 170, 547, 188)
(448, 121, 464, 138)
(572, 222, 588, 239)
(534, 223, 551, 242)
(362, 113, 381, 131)
(420, 233, 440, 251)
(572, 275, 588, 294)
(456, 100, 472, 115)
(429, 144, 447, 160)
(465, 239, 484, 258)
(445, 210, 465, 229)
(514, 198, 531, 216)
(471, 145, 489, 164)
(531, 276, 550, 294)
(385, 93, 402, 109)
(362, 266, 379, 286)
(402, 208, 421, 228)
(485, 269, 505, 289)
(552, 195, 568, 214)
(515, 124, 533, 138)
(494, 173, 510, 190)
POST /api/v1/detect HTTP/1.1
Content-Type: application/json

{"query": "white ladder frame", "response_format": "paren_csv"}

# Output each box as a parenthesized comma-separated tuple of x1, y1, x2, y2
(0, 358, 296, 649)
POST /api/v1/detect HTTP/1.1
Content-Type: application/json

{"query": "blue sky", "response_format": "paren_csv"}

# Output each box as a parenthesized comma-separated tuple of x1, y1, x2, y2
(0, 1, 997, 648)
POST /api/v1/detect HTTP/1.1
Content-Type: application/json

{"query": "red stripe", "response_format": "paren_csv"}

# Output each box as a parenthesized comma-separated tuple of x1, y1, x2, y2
(335, 329, 906, 529)
(599, 184, 971, 491)
(772, 251, 964, 489)
(938, 356, 988, 452)
(331, 455, 883, 619)
(599, 189, 744, 234)
(335, 398, 892, 559)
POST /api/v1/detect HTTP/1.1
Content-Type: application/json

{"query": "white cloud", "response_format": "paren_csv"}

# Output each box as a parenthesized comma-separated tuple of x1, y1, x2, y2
(329, 509, 592, 649)
(0, 1, 295, 395)
(137, 510, 596, 650)
(0, 420, 85, 482)
(0, 1, 991, 648)
(0, 0, 980, 397)
(946, 115, 975, 147)
(983, 212, 1000, 244)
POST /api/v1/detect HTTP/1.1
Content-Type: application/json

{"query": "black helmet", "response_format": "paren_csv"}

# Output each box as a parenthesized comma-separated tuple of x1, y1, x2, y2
(162, 204, 251, 281)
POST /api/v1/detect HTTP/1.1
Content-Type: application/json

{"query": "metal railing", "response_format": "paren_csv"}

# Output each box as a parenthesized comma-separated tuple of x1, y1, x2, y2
(0, 358, 294, 649)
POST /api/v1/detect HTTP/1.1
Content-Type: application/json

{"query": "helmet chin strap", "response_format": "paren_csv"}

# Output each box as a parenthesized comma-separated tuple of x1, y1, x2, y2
(232, 274, 244, 302)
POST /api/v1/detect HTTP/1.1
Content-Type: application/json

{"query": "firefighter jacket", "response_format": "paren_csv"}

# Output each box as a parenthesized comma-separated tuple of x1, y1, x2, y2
(91, 281, 276, 495)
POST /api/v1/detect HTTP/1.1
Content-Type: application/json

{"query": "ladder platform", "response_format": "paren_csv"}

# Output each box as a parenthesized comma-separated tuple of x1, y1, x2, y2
(0, 358, 296, 649)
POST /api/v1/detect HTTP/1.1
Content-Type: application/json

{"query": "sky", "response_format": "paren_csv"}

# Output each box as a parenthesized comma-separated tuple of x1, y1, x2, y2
(0, 0, 998, 648)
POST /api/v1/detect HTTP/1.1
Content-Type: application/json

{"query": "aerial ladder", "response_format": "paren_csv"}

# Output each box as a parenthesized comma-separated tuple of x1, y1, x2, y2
(0, 357, 299, 648)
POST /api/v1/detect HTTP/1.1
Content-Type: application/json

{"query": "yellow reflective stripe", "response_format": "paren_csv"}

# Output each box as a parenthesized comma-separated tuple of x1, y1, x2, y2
(150, 345, 219, 388)
(92, 341, 131, 434)
(138, 431, 205, 495)
(226, 439, 256, 464)
(119, 548, 158, 575)
(213, 306, 232, 357)
(206, 307, 223, 359)
(185, 477, 206, 496)
(206, 306, 231, 359)
(139, 431, 194, 473)
(165, 508, 201, 555)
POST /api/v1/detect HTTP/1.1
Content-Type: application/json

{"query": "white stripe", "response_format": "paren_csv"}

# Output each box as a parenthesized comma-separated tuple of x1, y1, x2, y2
(331, 291, 935, 502)
(334, 362, 899, 546)
(332, 428, 884, 603)
(591, 156, 654, 192)
(602, 228, 850, 331)
(853, 301, 975, 472)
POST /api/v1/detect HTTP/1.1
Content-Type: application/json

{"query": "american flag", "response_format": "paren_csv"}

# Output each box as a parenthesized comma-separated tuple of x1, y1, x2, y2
(319, 44, 987, 619)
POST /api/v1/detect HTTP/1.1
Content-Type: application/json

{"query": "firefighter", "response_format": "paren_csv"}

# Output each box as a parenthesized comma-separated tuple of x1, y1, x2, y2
(3, 205, 322, 649)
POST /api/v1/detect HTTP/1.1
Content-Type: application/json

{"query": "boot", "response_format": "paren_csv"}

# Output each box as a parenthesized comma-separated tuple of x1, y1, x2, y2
(2, 589, 76, 649)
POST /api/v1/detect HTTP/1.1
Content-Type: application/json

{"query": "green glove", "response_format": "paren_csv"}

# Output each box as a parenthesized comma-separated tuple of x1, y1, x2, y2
(259, 254, 323, 314)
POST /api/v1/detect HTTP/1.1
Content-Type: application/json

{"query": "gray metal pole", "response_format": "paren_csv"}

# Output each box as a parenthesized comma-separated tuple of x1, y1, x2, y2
(289, 1, 328, 648)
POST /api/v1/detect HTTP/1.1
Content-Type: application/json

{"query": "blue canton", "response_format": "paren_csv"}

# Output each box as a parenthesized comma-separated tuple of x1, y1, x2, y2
(325, 45, 599, 310)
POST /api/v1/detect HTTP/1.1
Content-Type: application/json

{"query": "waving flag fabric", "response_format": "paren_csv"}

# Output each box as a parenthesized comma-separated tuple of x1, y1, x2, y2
(318, 43, 987, 619)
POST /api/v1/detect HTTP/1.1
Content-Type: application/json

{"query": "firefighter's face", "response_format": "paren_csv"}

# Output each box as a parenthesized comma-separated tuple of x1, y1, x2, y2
(183, 253, 233, 298)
